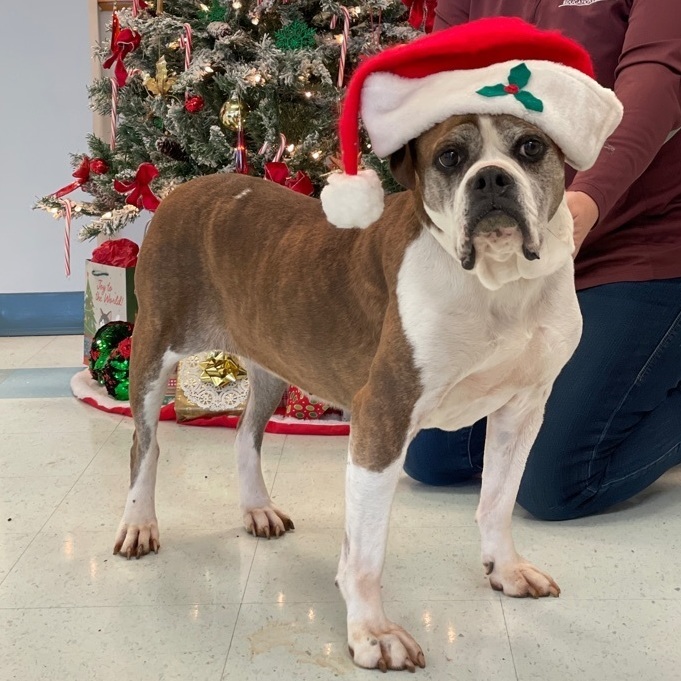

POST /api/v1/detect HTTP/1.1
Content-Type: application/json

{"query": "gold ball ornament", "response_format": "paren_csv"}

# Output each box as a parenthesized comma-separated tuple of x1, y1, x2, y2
(219, 97, 244, 130)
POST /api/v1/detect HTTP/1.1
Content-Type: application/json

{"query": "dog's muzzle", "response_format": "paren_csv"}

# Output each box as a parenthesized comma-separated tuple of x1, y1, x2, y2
(460, 166, 540, 270)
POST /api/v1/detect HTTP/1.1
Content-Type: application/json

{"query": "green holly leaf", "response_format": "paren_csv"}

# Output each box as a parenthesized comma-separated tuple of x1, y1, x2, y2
(514, 90, 544, 112)
(508, 63, 531, 89)
(476, 84, 508, 98)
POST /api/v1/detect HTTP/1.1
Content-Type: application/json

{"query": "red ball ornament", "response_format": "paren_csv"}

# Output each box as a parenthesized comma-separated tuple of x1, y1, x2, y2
(184, 95, 205, 113)
(90, 158, 109, 174)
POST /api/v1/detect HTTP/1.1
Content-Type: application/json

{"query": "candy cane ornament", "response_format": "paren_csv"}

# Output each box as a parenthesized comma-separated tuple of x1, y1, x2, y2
(59, 198, 73, 278)
(110, 77, 118, 151)
(336, 6, 351, 88)
(179, 23, 192, 73)
(179, 23, 193, 101)
(273, 133, 287, 162)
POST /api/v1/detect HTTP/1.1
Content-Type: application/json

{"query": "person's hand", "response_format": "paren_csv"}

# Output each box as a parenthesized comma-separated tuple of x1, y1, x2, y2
(566, 191, 599, 256)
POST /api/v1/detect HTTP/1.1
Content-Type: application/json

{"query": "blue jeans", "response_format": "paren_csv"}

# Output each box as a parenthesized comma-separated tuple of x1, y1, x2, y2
(404, 279, 681, 520)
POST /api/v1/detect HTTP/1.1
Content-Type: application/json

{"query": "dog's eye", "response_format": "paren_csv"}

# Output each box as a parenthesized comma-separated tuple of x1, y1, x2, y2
(437, 150, 462, 169)
(518, 138, 546, 161)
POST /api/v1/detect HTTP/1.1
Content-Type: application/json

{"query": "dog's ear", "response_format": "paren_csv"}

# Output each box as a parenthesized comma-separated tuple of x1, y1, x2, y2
(389, 141, 417, 190)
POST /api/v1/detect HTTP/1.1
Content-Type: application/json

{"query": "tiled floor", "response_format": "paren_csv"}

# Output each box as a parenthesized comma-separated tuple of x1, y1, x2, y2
(1, 335, 680, 681)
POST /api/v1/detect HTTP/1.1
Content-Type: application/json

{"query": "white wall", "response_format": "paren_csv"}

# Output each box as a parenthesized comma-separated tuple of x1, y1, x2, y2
(0, 2, 143, 294)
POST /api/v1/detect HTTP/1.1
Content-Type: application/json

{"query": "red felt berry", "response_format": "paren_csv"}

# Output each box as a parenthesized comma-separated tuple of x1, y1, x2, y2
(184, 95, 205, 113)
(90, 158, 109, 174)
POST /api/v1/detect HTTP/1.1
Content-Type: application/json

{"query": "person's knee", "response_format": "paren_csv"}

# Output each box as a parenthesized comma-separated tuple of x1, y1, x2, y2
(516, 471, 596, 521)
(404, 428, 480, 486)
(403, 457, 476, 486)
(516, 487, 584, 521)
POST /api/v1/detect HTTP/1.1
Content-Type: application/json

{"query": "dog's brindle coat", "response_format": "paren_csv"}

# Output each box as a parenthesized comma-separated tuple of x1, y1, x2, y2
(114, 114, 582, 672)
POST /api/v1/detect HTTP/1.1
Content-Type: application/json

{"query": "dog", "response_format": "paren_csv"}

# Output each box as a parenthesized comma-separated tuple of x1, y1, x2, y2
(112, 110, 581, 671)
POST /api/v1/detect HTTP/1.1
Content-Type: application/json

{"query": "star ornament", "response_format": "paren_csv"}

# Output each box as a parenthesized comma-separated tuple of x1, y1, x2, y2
(477, 63, 544, 112)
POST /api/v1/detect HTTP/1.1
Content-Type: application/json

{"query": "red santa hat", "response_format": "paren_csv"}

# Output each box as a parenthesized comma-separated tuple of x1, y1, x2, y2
(321, 17, 623, 229)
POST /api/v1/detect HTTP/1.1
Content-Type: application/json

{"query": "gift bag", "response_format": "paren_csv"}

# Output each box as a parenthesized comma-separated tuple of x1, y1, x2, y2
(83, 262, 137, 363)
(83, 239, 139, 364)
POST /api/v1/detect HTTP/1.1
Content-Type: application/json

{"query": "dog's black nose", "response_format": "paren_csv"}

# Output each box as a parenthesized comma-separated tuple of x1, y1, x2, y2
(470, 166, 515, 197)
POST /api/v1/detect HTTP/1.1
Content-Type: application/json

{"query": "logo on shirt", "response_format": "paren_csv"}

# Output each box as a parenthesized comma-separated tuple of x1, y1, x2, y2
(559, 0, 606, 6)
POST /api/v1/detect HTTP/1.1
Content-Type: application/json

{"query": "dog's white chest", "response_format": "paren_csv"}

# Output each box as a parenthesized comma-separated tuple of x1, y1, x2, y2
(396, 231, 580, 433)
(418, 342, 540, 431)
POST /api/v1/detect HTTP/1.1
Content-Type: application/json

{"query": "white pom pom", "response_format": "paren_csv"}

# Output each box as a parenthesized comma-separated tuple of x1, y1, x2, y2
(320, 169, 385, 229)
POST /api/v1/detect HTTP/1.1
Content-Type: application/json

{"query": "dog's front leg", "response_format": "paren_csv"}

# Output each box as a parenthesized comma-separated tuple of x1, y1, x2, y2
(337, 388, 425, 672)
(476, 388, 561, 598)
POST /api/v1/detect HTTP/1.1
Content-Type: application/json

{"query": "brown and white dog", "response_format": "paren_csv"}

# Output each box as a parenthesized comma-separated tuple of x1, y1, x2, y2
(113, 111, 581, 671)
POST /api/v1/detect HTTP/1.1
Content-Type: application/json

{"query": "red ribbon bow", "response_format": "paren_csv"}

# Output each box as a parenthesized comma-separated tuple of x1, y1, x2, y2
(52, 156, 92, 199)
(114, 163, 161, 211)
(401, 0, 438, 33)
(103, 13, 141, 87)
(264, 162, 314, 196)
(52, 156, 109, 199)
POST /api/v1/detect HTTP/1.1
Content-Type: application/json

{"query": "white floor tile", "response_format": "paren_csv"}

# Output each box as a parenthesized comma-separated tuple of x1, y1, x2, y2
(392, 473, 480, 527)
(21, 334, 85, 367)
(0, 430, 110, 477)
(0, 476, 76, 534)
(0, 529, 257, 608)
(278, 434, 348, 472)
(510, 511, 681, 600)
(0, 533, 35, 583)
(242, 527, 498, 605)
(0, 336, 55, 369)
(223, 600, 516, 680)
(504, 598, 681, 681)
(0, 604, 238, 681)
(0, 396, 122, 434)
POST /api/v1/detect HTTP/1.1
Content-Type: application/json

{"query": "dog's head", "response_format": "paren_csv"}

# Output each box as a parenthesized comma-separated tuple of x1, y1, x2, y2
(390, 114, 573, 289)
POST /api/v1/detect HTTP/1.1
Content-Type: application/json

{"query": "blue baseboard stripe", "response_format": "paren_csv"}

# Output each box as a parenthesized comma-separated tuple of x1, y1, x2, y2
(0, 292, 84, 336)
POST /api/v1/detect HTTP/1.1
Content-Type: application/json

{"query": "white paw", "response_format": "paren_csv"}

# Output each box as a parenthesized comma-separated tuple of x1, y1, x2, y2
(243, 505, 294, 539)
(113, 518, 160, 559)
(487, 559, 560, 598)
(348, 620, 426, 672)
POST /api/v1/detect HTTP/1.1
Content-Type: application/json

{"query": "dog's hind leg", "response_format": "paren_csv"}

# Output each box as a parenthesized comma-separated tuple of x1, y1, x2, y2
(113, 329, 181, 559)
(236, 361, 294, 538)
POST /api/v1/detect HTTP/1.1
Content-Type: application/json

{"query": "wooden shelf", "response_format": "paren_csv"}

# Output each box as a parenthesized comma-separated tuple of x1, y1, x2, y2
(97, 1, 133, 10)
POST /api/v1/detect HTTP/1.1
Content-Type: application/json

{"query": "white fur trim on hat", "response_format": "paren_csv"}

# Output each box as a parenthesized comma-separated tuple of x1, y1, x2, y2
(320, 169, 385, 229)
(361, 60, 623, 170)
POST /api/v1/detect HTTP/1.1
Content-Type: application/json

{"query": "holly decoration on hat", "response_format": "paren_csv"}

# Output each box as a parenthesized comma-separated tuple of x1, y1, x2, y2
(476, 63, 544, 113)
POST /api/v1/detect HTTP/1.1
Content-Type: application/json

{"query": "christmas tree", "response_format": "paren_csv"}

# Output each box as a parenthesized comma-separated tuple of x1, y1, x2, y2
(84, 277, 97, 339)
(36, 0, 426, 241)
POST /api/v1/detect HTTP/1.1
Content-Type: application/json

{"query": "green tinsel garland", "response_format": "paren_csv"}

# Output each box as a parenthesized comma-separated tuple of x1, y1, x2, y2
(198, 0, 228, 23)
(274, 20, 317, 51)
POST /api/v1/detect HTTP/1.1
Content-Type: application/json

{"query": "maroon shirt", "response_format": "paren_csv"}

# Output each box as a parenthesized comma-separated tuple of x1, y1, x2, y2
(434, 0, 681, 290)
